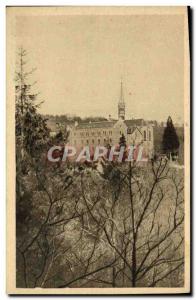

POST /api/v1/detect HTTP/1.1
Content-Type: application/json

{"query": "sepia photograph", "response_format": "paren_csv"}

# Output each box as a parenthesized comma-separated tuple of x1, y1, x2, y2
(6, 6, 190, 294)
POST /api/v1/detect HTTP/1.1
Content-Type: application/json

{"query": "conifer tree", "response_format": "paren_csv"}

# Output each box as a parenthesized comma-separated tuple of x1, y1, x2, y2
(162, 116, 180, 157)
(15, 47, 49, 161)
(119, 133, 126, 148)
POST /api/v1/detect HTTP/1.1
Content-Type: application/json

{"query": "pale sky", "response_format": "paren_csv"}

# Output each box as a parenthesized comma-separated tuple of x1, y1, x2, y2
(16, 13, 185, 123)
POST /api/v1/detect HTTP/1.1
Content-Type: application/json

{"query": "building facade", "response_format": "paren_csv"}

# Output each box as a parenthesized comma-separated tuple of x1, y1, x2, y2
(68, 83, 154, 159)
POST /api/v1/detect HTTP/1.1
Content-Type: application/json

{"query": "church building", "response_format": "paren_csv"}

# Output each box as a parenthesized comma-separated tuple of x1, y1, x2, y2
(68, 82, 154, 159)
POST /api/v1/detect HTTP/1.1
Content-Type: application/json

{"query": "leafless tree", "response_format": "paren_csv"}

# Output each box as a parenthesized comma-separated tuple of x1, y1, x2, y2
(16, 163, 118, 288)
(59, 159, 184, 288)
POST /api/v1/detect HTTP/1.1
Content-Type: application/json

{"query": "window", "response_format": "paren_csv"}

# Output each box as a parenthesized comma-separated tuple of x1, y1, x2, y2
(92, 139, 94, 144)
(149, 131, 151, 141)
(98, 139, 100, 144)
(86, 139, 89, 144)
(144, 130, 147, 141)
(109, 138, 112, 143)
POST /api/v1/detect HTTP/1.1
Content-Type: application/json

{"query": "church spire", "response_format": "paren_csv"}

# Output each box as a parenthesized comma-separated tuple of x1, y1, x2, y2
(118, 79, 125, 120)
(120, 79, 124, 104)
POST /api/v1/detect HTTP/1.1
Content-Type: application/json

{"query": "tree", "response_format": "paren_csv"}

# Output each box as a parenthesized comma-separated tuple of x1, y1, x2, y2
(15, 49, 116, 289)
(119, 133, 126, 148)
(118, 134, 127, 162)
(16, 158, 184, 287)
(59, 159, 183, 288)
(162, 116, 180, 159)
(16, 164, 118, 288)
(15, 47, 49, 162)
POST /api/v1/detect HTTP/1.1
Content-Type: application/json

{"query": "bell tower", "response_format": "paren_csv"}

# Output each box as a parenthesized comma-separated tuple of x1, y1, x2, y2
(118, 80, 125, 120)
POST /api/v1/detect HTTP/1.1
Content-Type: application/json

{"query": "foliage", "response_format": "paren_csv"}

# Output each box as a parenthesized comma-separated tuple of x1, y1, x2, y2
(162, 116, 180, 154)
(44, 114, 108, 124)
(16, 159, 184, 288)
(15, 48, 49, 159)
(119, 134, 126, 148)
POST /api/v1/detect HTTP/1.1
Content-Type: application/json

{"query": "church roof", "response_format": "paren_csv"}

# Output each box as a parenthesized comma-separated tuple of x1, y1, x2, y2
(127, 126, 143, 136)
(75, 120, 117, 129)
(124, 119, 145, 127)
(74, 119, 146, 130)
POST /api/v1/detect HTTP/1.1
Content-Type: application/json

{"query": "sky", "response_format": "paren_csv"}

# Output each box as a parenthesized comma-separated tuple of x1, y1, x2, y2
(15, 12, 185, 123)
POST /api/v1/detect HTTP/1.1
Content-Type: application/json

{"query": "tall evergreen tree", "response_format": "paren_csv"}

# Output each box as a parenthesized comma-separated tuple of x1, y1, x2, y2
(15, 48, 49, 161)
(162, 116, 180, 156)
(119, 133, 126, 148)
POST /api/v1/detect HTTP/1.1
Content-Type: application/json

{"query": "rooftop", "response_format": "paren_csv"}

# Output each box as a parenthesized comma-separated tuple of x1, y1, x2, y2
(75, 120, 117, 129)
(125, 119, 145, 127)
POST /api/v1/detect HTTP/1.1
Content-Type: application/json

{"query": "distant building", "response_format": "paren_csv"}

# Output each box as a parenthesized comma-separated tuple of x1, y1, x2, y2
(68, 82, 154, 159)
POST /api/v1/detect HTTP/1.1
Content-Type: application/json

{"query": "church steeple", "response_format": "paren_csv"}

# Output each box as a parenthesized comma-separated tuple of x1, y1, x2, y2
(118, 80, 125, 120)
(120, 80, 124, 104)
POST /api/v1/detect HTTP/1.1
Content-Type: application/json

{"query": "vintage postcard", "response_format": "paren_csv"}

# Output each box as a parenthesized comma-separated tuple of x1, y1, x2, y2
(6, 6, 190, 294)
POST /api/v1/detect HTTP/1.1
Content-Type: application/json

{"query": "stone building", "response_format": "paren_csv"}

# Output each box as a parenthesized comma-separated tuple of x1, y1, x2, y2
(68, 82, 154, 159)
